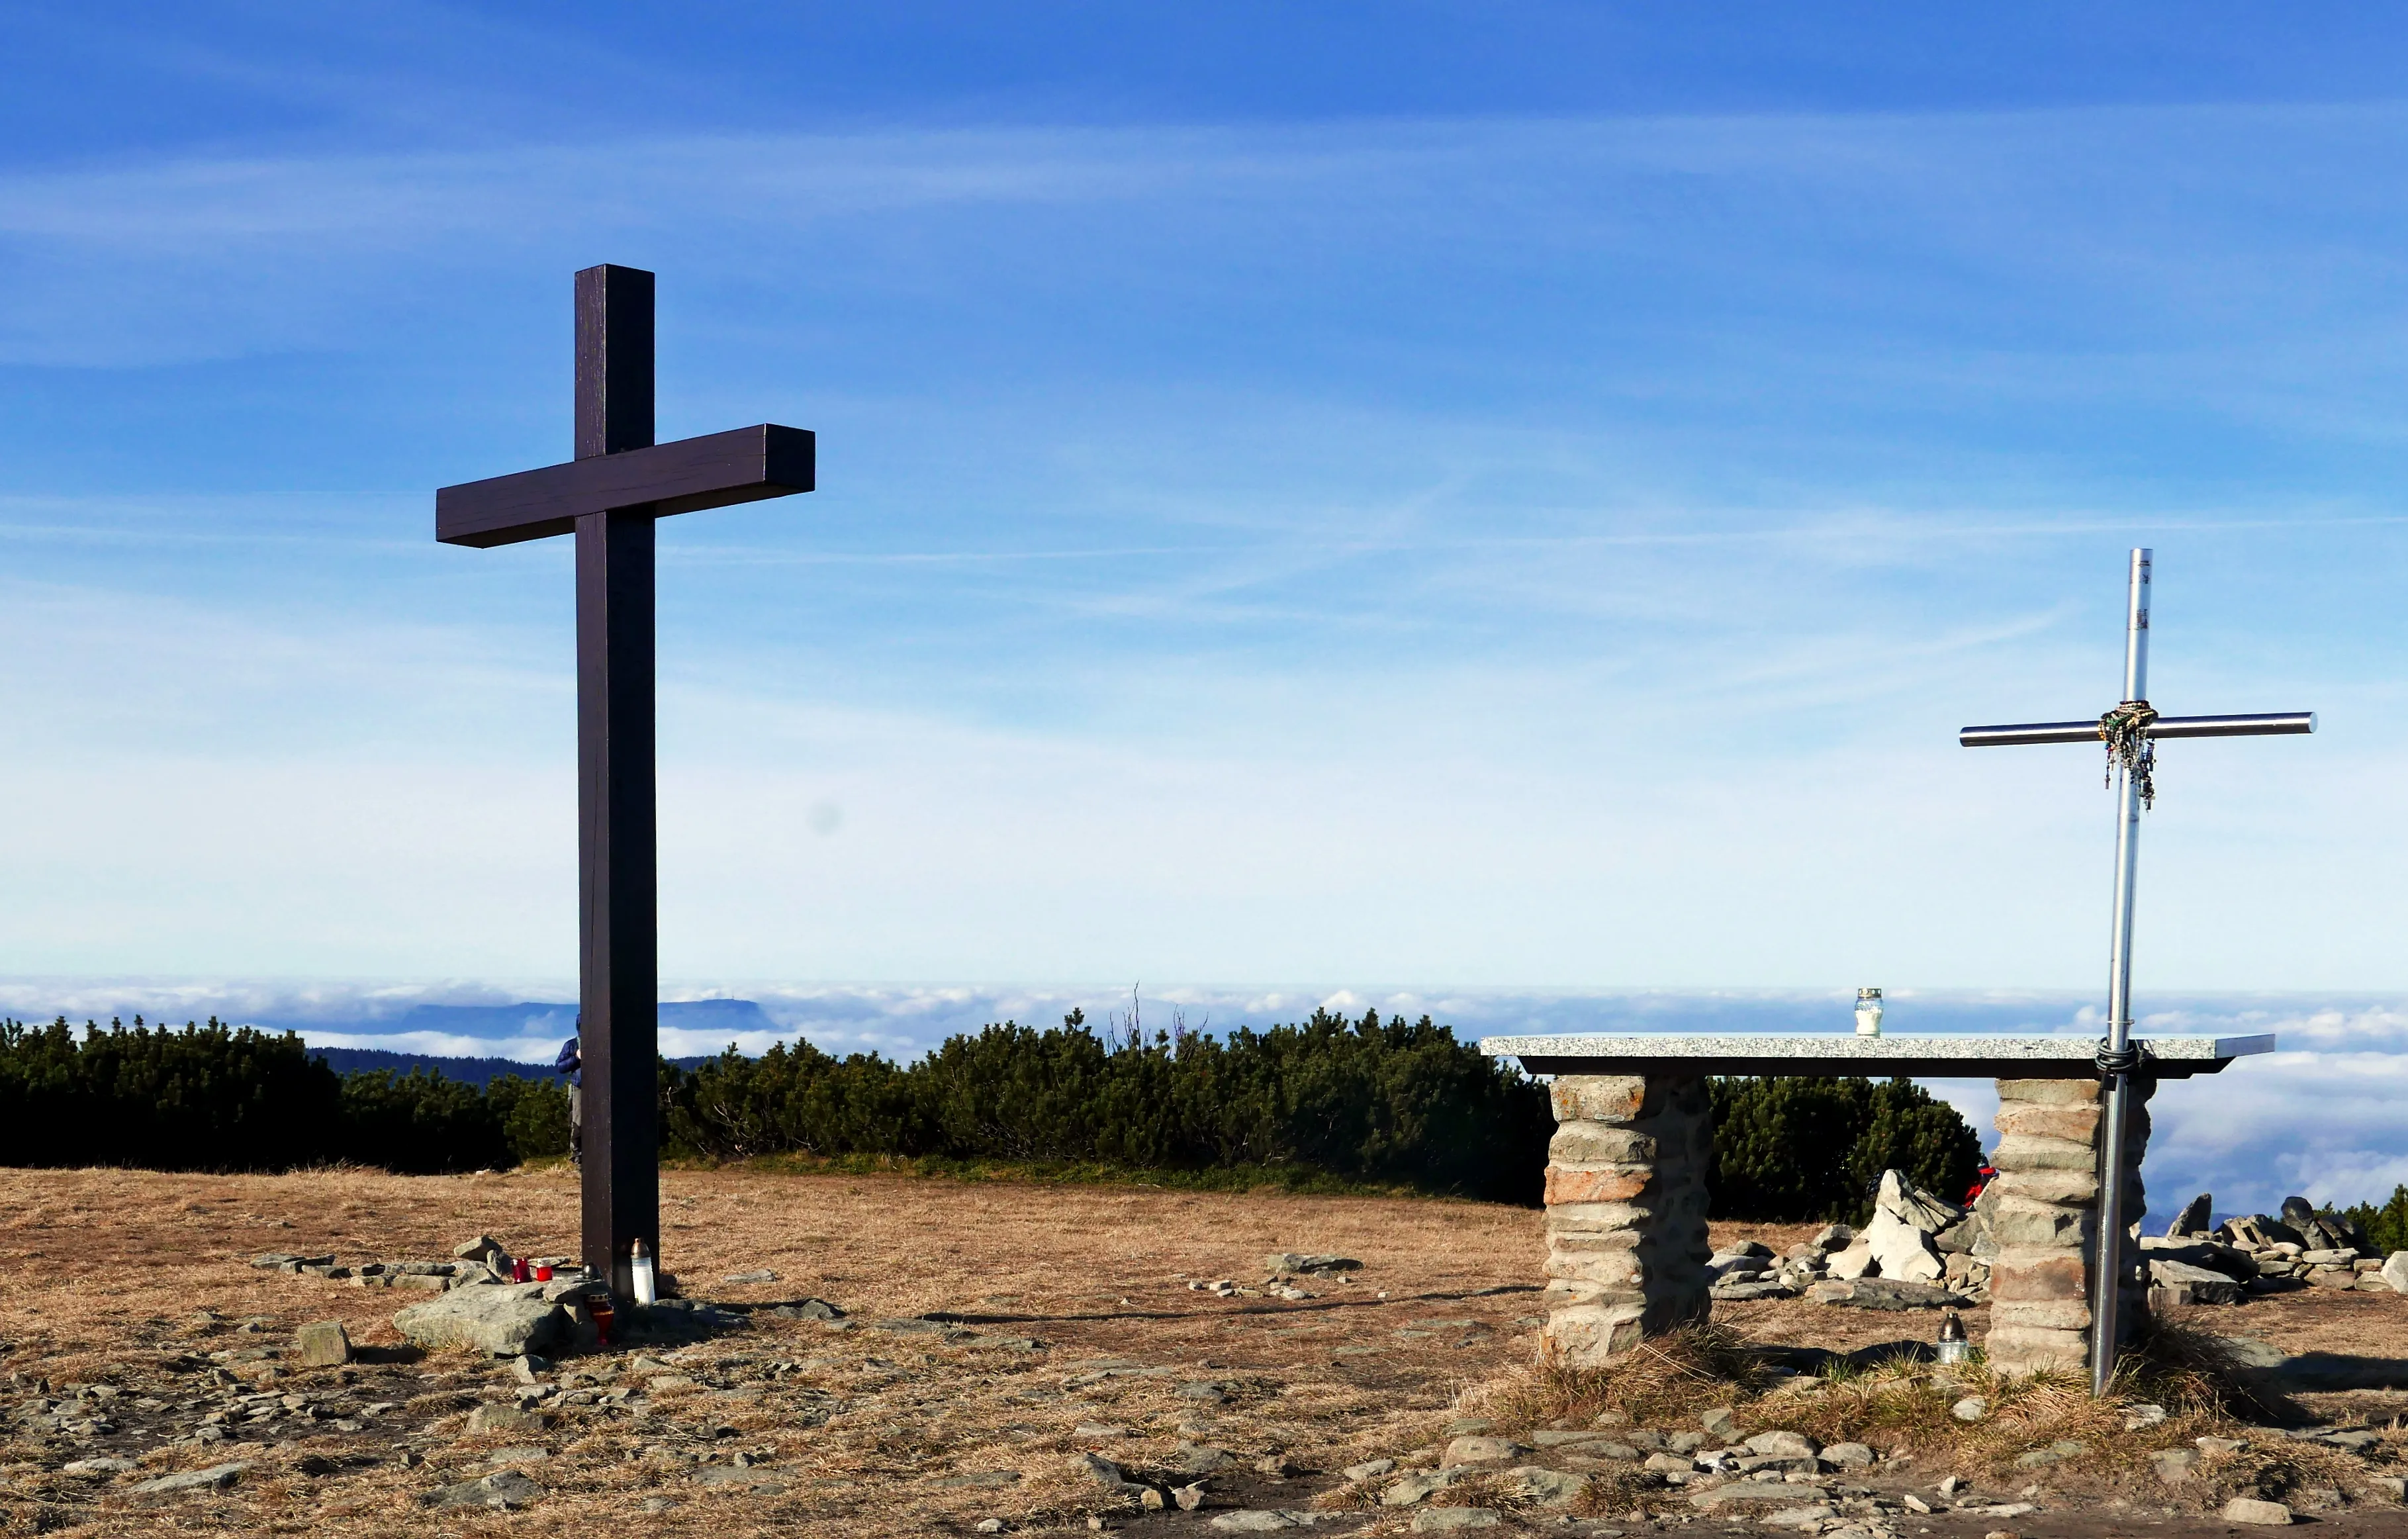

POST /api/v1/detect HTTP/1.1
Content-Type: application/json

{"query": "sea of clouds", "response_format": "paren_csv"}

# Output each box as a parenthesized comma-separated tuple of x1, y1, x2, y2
(1, 978, 2397, 1228)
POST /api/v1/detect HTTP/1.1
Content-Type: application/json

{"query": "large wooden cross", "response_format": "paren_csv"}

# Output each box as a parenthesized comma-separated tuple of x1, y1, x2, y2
(436, 265, 814, 1294)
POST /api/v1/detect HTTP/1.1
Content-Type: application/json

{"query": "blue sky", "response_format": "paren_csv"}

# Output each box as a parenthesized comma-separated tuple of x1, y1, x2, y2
(5, 4, 2408, 999)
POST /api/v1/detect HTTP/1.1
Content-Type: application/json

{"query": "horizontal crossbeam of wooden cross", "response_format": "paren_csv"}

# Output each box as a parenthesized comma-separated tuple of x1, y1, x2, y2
(1959, 711, 2314, 748)
(435, 423, 816, 548)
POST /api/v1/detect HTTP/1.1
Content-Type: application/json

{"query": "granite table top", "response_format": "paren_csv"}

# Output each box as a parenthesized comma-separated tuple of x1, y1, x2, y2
(1478, 1033, 2276, 1080)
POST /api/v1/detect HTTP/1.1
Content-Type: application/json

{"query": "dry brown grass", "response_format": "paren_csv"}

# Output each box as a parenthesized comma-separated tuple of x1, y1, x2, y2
(3, 1178, 2407, 1534)
(0, 1163, 1550, 1537)
(1471, 1322, 1773, 1431)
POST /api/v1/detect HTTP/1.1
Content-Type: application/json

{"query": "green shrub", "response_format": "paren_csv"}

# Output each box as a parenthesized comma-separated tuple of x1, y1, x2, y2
(0, 1015, 342, 1171)
(1710, 1076, 1982, 1223)
(0, 1013, 1988, 1217)
(661, 1008, 1555, 1203)
(487, 1074, 573, 1161)
(2340, 1186, 2408, 1256)
(337, 1068, 514, 1173)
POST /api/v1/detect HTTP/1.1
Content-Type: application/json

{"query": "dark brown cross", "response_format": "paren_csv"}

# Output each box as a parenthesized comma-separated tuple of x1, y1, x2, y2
(436, 265, 813, 1294)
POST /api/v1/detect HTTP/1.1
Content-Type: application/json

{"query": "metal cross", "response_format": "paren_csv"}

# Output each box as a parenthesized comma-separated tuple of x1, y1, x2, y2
(435, 265, 815, 1295)
(1961, 547, 2313, 1395)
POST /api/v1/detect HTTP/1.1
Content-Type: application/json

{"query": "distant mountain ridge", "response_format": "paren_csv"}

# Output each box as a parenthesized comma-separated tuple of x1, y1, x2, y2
(287, 998, 779, 1039)
(311, 1047, 719, 1087)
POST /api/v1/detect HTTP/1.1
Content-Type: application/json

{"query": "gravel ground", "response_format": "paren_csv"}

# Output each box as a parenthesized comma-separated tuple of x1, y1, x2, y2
(0, 1165, 2401, 1536)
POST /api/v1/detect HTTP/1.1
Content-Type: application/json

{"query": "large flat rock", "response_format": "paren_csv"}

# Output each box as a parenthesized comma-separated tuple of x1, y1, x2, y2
(393, 1282, 570, 1358)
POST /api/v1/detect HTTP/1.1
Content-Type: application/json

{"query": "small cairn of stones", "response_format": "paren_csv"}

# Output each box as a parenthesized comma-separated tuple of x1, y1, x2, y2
(2145, 1193, 2403, 1306)
(1185, 1253, 1362, 1303)
(1710, 1170, 1991, 1309)
(250, 1237, 594, 1291)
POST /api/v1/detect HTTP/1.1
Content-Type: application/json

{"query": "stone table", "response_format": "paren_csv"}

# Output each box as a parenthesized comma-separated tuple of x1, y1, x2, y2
(1478, 1033, 2274, 1377)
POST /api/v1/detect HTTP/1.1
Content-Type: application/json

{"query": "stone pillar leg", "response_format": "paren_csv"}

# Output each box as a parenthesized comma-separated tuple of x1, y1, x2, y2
(2114, 1078, 2155, 1346)
(1541, 1075, 1711, 1367)
(1984, 1076, 2154, 1377)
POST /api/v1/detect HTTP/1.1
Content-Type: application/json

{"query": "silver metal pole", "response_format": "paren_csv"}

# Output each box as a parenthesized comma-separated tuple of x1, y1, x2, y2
(2092, 547, 2150, 1395)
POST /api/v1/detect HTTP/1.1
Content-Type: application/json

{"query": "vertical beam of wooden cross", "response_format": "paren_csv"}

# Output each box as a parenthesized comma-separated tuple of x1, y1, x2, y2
(1961, 548, 2313, 1395)
(436, 265, 815, 1296)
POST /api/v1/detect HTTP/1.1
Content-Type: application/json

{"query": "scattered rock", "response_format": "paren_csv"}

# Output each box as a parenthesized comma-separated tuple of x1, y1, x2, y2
(1381, 1469, 1461, 1506)
(1700, 1407, 1739, 1440)
(1812, 1277, 1967, 1310)
(2221, 1497, 2293, 1526)
(2219, 1338, 2287, 1371)
(722, 1270, 778, 1284)
(1178, 1381, 1228, 1403)
(2384, 1253, 2408, 1295)
(1743, 1430, 1820, 1460)
(1174, 1484, 1207, 1511)
(1877, 1169, 1961, 1233)
(1209, 1512, 1323, 1532)
(1263, 1253, 1361, 1276)
(1078, 1453, 1134, 1489)
(1412, 1511, 1500, 1532)
(465, 1403, 545, 1435)
(1501, 1466, 1587, 1505)
(1443, 1436, 1528, 1465)
(2149, 1448, 2199, 1485)
(1822, 1442, 1875, 1466)
(293, 1320, 351, 1368)
(62, 1457, 134, 1476)
(1710, 1278, 1798, 1301)
(766, 1298, 844, 1320)
(1343, 1458, 1396, 1481)
(136, 1462, 250, 1495)
(1951, 1396, 1988, 1422)
(1690, 1484, 1829, 1510)
(428, 1470, 544, 1509)
(2148, 1258, 2242, 1305)
(2166, 1192, 2214, 1236)
(1826, 1239, 1877, 1280)
(691, 1466, 788, 1493)
(1176, 1444, 1234, 1475)
(2123, 1402, 2167, 1430)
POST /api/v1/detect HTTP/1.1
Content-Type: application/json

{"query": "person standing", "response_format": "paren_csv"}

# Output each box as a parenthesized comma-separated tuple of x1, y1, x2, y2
(556, 1025, 582, 1166)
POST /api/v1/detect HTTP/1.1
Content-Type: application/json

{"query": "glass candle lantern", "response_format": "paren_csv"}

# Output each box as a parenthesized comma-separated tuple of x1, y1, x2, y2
(1855, 987, 1884, 1037)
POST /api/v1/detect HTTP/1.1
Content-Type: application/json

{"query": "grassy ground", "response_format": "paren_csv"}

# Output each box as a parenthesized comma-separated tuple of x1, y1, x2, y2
(0, 1164, 2403, 1536)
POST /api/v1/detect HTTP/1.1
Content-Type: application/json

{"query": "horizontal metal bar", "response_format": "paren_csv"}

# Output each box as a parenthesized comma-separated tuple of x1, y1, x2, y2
(2147, 711, 2317, 739)
(1961, 711, 2315, 748)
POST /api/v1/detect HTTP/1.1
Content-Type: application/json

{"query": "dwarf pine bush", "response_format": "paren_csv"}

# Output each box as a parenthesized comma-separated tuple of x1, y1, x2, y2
(0, 1012, 1986, 1216)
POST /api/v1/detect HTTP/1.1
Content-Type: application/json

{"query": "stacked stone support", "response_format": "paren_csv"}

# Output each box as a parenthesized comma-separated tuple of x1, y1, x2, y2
(1540, 1075, 1712, 1366)
(1984, 1075, 2154, 1377)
